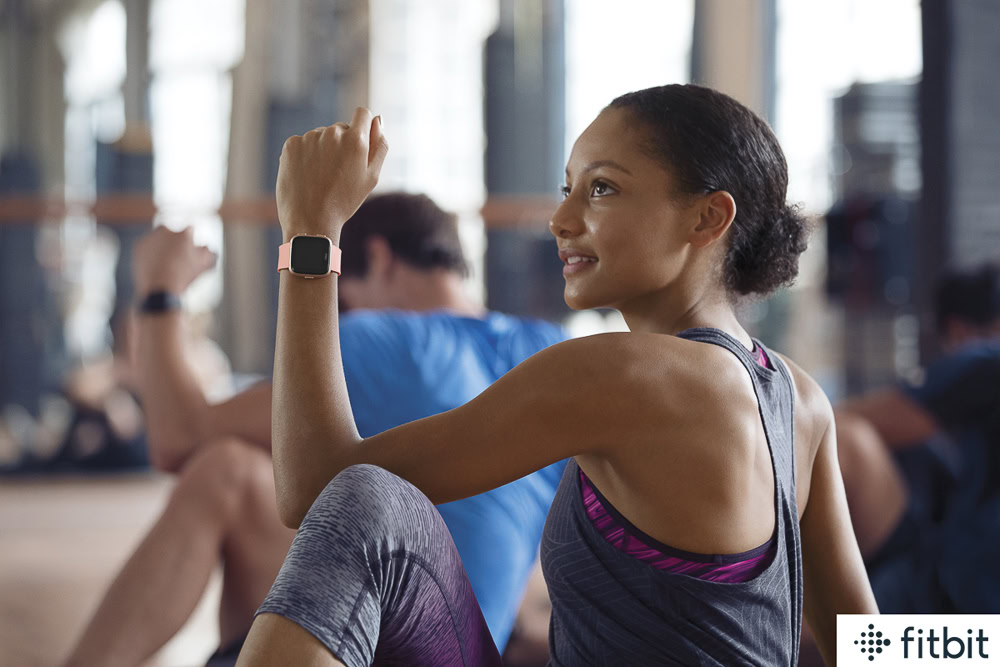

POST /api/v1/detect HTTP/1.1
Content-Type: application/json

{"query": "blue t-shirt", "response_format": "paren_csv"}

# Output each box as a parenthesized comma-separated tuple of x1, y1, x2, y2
(898, 342, 1000, 612)
(901, 341, 1000, 432)
(900, 341, 1000, 507)
(340, 308, 568, 650)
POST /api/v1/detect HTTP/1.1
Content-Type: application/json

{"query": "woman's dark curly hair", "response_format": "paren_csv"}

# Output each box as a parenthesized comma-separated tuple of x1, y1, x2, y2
(608, 84, 809, 296)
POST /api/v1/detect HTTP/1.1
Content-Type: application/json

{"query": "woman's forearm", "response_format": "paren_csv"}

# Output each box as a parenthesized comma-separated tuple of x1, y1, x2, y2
(272, 229, 362, 527)
(271, 110, 388, 527)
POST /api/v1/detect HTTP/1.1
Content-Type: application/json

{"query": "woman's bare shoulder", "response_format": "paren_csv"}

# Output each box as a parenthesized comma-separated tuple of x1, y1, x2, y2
(539, 332, 726, 416)
(773, 353, 833, 417)
(542, 331, 690, 374)
(773, 352, 835, 461)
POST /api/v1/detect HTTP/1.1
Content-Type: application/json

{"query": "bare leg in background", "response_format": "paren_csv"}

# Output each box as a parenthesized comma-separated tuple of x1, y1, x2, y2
(64, 439, 295, 667)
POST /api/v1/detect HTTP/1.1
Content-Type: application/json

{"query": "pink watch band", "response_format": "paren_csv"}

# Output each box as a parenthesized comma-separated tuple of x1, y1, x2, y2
(277, 237, 342, 275)
(277, 242, 291, 272)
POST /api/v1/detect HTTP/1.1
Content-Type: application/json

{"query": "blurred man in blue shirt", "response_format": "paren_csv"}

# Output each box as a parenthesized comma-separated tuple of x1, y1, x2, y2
(65, 193, 567, 666)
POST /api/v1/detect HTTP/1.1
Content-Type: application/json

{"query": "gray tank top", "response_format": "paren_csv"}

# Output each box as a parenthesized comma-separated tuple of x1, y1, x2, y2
(540, 328, 803, 665)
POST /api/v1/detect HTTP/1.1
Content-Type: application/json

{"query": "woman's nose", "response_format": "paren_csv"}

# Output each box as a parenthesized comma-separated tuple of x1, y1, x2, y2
(549, 200, 582, 239)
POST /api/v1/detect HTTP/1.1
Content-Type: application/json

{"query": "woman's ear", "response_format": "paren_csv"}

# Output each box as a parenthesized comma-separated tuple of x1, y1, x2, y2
(690, 191, 736, 248)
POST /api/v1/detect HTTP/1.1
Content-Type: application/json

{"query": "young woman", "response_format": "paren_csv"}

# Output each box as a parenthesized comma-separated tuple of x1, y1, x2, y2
(237, 85, 878, 667)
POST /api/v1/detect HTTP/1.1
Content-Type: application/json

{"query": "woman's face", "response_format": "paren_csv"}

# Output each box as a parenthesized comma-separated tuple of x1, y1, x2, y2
(550, 107, 698, 312)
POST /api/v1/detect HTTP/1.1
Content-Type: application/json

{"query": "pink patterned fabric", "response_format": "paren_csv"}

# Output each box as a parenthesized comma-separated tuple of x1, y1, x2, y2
(753, 344, 769, 369)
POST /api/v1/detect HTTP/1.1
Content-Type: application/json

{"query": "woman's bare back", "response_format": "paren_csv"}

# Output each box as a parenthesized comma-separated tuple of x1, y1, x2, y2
(575, 333, 828, 559)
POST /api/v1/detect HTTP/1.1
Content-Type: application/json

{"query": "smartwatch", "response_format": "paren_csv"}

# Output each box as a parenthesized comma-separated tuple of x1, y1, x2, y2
(137, 290, 182, 314)
(277, 234, 342, 277)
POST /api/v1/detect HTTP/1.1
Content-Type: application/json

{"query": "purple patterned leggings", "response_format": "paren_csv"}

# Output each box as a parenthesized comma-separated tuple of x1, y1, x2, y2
(256, 464, 504, 667)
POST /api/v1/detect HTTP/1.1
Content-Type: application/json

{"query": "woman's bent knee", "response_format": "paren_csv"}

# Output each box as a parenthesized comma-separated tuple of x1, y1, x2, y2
(306, 465, 439, 539)
(328, 463, 411, 496)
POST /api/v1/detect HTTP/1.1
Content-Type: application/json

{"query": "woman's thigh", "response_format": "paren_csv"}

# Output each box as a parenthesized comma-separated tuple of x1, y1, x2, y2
(257, 464, 503, 667)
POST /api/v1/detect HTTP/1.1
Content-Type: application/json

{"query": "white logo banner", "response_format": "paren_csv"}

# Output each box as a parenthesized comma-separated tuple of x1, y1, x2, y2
(838, 615, 998, 665)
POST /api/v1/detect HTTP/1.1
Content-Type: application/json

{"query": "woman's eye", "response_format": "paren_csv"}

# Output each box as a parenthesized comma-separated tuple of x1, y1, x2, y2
(559, 185, 571, 199)
(590, 180, 614, 197)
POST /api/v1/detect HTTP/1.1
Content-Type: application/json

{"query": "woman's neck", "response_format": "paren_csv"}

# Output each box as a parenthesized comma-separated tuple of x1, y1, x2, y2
(619, 288, 753, 351)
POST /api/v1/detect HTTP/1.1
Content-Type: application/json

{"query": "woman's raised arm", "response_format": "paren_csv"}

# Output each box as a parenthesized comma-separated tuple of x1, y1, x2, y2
(271, 109, 662, 527)
(275, 325, 651, 527)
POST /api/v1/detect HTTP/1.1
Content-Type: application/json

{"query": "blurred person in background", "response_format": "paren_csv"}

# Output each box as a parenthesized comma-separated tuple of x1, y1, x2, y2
(834, 261, 1000, 614)
(0, 227, 231, 475)
(63, 192, 568, 667)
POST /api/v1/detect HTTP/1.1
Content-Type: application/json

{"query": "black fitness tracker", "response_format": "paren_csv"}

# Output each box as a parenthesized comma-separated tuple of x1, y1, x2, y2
(137, 290, 182, 314)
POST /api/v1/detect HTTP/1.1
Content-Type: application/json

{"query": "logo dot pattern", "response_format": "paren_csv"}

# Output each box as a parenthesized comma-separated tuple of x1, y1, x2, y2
(854, 624, 891, 661)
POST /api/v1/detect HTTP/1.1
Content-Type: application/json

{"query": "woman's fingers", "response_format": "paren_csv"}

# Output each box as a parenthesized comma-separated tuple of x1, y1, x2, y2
(275, 108, 387, 234)
(368, 115, 388, 171)
(349, 107, 374, 142)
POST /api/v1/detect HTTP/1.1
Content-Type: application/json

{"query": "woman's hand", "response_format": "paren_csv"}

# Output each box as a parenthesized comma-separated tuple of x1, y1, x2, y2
(276, 107, 388, 242)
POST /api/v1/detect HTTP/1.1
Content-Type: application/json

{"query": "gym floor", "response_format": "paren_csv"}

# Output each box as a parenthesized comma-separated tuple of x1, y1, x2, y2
(0, 474, 221, 667)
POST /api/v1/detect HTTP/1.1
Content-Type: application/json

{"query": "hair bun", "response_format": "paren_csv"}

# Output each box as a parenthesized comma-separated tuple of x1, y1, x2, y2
(727, 204, 810, 296)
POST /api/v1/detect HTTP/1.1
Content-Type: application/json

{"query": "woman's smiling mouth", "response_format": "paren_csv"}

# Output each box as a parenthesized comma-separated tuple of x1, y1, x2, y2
(559, 249, 599, 275)
(564, 256, 598, 275)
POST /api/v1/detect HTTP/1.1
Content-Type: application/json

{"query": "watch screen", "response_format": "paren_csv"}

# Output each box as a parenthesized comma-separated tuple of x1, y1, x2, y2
(290, 236, 332, 275)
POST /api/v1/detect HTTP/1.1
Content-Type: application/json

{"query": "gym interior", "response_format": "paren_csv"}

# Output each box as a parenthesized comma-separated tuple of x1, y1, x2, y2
(1, 1, 998, 665)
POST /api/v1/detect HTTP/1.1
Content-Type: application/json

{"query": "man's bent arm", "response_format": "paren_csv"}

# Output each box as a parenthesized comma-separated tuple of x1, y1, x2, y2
(136, 311, 271, 472)
(837, 388, 938, 449)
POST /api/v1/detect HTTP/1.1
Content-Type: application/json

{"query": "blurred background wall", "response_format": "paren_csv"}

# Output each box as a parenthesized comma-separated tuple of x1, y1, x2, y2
(1, 0, 998, 459)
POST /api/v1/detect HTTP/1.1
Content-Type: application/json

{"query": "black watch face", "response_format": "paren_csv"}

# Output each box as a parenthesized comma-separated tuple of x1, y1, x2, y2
(290, 236, 332, 275)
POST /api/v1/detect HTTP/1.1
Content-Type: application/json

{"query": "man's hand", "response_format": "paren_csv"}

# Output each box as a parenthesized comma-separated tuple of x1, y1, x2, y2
(133, 226, 218, 297)
(276, 107, 388, 241)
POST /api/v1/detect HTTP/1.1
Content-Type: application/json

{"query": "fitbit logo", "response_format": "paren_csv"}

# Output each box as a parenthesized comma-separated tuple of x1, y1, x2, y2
(839, 615, 998, 665)
(901, 627, 989, 660)
(854, 623, 890, 661)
